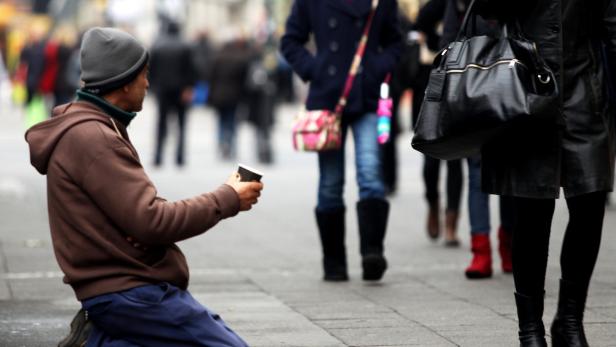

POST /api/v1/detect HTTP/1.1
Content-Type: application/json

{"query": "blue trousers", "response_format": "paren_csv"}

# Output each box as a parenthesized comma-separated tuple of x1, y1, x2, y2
(82, 283, 249, 347)
(317, 112, 386, 211)
(467, 156, 515, 234)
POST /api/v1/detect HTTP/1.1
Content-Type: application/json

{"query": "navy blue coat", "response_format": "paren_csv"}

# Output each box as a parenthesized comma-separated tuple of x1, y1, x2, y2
(280, 0, 402, 117)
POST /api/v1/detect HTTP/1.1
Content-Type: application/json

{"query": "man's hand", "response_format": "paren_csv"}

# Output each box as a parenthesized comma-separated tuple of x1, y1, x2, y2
(226, 173, 263, 211)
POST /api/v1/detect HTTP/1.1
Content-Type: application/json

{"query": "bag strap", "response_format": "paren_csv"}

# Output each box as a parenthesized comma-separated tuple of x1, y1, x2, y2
(334, 0, 379, 115)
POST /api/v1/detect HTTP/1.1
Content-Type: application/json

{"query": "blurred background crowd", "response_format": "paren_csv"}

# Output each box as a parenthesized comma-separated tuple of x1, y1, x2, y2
(0, 0, 428, 168)
(0, 0, 304, 166)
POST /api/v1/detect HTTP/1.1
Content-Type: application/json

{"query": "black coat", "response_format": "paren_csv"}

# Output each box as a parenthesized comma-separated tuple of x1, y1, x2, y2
(208, 42, 253, 110)
(280, 0, 402, 117)
(149, 34, 195, 94)
(476, 0, 616, 198)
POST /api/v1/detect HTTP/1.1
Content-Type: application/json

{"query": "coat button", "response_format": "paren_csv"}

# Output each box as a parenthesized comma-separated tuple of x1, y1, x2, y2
(328, 17, 337, 29)
(550, 25, 560, 34)
(328, 65, 337, 76)
(329, 41, 339, 52)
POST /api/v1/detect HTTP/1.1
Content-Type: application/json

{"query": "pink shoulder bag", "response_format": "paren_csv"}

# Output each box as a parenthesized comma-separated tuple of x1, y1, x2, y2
(292, 0, 379, 152)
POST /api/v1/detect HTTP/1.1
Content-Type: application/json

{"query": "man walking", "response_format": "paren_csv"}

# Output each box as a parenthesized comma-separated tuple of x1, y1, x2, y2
(150, 21, 195, 167)
(25, 27, 262, 346)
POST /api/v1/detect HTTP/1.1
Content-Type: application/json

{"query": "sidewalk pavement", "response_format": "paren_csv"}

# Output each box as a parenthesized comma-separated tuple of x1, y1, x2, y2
(1, 98, 615, 346)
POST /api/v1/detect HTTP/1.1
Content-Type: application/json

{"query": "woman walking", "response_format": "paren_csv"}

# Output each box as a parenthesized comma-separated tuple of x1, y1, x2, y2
(280, 0, 401, 281)
(477, 0, 616, 345)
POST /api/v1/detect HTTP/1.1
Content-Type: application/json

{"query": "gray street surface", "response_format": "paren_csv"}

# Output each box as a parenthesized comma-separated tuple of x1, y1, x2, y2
(1, 98, 615, 346)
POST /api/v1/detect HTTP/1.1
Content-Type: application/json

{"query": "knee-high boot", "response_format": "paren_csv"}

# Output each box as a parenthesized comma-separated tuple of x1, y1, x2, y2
(514, 292, 547, 347)
(551, 279, 590, 347)
(315, 208, 348, 281)
(357, 198, 389, 281)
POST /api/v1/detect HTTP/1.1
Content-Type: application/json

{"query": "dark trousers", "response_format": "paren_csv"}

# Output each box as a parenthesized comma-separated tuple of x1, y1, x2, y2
(512, 192, 606, 296)
(423, 156, 463, 212)
(380, 88, 401, 194)
(154, 91, 187, 166)
(82, 283, 248, 347)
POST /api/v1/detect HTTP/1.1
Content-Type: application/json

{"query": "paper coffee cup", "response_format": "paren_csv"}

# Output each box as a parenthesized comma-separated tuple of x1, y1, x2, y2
(238, 164, 263, 182)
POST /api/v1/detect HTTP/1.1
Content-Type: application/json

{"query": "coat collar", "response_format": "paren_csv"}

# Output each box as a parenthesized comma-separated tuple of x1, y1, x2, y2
(326, 0, 372, 19)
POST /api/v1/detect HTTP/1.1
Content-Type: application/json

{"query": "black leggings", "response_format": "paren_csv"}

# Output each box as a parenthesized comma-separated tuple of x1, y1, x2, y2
(423, 156, 463, 212)
(512, 192, 606, 296)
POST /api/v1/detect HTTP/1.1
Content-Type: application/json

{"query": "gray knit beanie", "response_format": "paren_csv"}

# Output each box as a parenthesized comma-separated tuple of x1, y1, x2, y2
(80, 27, 148, 95)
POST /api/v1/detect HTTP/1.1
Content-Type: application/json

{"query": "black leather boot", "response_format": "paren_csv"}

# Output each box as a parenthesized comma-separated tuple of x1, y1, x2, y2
(551, 279, 590, 347)
(315, 207, 348, 281)
(514, 292, 548, 347)
(356, 199, 389, 281)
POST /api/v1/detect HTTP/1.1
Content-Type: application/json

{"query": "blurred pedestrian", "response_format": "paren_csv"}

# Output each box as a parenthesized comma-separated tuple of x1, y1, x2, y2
(25, 27, 262, 347)
(281, 0, 401, 281)
(53, 28, 80, 106)
(19, 32, 46, 105)
(191, 30, 213, 106)
(413, 0, 463, 247)
(245, 43, 276, 164)
(380, 5, 415, 196)
(208, 36, 252, 160)
(150, 22, 196, 167)
(432, 0, 515, 280)
(476, 0, 616, 345)
(464, 156, 514, 279)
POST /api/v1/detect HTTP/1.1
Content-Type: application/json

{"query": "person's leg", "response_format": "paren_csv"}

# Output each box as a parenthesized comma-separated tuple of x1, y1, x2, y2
(316, 126, 348, 281)
(175, 96, 187, 167)
(499, 196, 516, 273)
(465, 156, 492, 279)
(218, 106, 236, 160)
(83, 283, 248, 347)
(444, 159, 463, 246)
(512, 197, 555, 347)
(551, 191, 606, 347)
(423, 155, 441, 239)
(352, 112, 389, 281)
(380, 90, 400, 195)
(154, 96, 169, 166)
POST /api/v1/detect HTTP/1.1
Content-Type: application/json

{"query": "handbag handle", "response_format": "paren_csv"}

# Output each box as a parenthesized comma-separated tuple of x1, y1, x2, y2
(333, 0, 379, 115)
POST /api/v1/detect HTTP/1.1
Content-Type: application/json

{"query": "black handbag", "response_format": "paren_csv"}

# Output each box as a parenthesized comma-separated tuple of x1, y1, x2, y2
(411, 0, 559, 160)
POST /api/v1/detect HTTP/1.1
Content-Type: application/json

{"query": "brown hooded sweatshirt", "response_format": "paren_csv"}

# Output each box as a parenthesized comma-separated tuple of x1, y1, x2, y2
(25, 100, 240, 301)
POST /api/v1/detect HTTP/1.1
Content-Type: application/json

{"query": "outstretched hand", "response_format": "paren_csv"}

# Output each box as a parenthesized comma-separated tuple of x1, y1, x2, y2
(226, 173, 263, 211)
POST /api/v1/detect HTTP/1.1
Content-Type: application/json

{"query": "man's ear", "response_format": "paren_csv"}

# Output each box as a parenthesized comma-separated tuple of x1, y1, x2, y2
(122, 84, 130, 93)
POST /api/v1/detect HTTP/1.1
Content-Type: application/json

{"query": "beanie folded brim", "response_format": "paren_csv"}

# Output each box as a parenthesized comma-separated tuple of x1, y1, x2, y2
(82, 51, 149, 95)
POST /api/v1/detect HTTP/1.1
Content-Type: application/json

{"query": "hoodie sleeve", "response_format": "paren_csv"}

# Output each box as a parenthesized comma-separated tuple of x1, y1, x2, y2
(81, 143, 240, 245)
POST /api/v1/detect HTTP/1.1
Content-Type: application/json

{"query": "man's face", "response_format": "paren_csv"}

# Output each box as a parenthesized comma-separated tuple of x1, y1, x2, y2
(124, 66, 149, 112)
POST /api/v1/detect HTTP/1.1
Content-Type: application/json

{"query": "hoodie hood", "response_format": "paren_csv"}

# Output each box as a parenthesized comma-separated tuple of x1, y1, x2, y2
(25, 102, 114, 175)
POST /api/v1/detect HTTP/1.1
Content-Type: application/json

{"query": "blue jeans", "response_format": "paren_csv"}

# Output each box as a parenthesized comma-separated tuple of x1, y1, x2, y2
(82, 283, 248, 347)
(467, 156, 515, 235)
(317, 113, 386, 211)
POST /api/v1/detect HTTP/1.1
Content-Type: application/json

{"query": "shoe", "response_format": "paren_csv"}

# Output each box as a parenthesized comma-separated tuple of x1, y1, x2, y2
(514, 292, 548, 347)
(315, 208, 349, 282)
(323, 263, 349, 282)
(362, 254, 388, 281)
(498, 226, 513, 273)
(465, 234, 493, 279)
(57, 309, 91, 347)
(443, 210, 460, 247)
(551, 279, 590, 347)
(426, 201, 440, 240)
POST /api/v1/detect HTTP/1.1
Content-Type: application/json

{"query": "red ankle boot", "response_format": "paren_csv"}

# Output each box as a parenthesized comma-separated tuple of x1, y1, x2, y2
(498, 226, 513, 273)
(465, 234, 493, 279)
